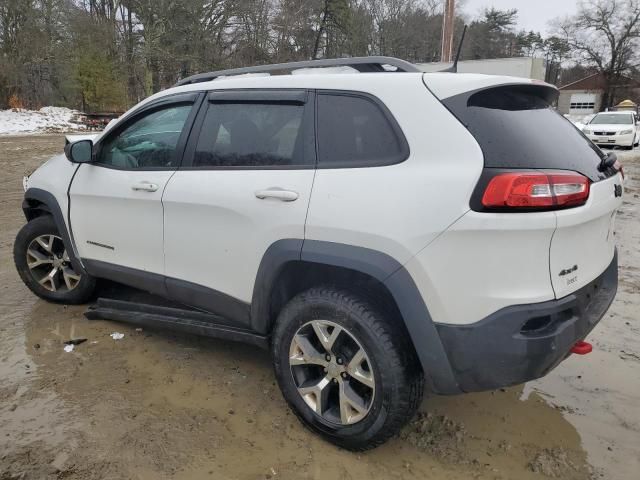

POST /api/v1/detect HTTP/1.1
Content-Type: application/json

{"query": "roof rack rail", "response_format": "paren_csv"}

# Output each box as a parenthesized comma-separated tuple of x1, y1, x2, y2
(175, 56, 421, 86)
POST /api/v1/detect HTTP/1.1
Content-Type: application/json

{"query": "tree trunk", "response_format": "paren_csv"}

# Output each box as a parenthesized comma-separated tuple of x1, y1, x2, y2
(126, 8, 137, 102)
(150, 57, 161, 93)
(313, 5, 329, 59)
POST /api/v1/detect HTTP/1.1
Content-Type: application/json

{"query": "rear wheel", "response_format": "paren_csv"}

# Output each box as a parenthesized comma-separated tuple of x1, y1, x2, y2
(272, 286, 423, 450)
(14, 215, 96, 304)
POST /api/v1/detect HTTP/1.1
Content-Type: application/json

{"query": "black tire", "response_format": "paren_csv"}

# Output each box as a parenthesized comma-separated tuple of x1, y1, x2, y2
(272, 286, 424, 451)
(14, 215, 96, 304)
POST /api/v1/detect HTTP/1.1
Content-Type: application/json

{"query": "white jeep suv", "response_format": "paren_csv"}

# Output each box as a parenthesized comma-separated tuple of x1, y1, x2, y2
(14, 57, 623, 450)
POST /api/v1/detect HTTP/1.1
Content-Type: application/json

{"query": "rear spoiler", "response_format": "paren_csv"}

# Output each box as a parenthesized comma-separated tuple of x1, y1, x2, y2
(423, 74, 558, 101)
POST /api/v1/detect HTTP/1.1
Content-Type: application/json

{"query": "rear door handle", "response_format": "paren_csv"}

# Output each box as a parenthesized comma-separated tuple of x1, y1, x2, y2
(255, 188, 299, 202)
(131, 181, 159, 192)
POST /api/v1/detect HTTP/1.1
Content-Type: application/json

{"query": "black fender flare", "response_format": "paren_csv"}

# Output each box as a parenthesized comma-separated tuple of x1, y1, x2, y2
(250, 239, 461, 394)
(22, 188, 86, 275)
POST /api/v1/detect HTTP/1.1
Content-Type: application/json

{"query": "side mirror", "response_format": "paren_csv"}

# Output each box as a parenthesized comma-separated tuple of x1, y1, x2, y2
(64, 139, 93, 163)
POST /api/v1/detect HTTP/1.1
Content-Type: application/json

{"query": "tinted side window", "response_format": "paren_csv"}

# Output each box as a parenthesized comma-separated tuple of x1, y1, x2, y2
(317, 93, 407, 168)
(96, 104, 192, 169)
(193, 102, 307, 167)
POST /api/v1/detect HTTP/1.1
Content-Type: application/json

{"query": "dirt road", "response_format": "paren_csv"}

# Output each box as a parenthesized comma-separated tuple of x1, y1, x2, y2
(1, 135, 638, 480)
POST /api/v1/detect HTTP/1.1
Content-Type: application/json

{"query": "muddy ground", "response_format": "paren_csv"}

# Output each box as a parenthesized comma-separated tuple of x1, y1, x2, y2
(0, 135, 638, 480)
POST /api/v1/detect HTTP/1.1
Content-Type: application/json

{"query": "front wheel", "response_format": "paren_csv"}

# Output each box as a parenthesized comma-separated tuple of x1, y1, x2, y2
(272, 286, 424, 450)
(14, 215, 96, 304)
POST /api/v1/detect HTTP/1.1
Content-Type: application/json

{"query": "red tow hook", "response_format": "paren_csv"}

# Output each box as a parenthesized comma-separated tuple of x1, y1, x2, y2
(571, 341, 593, 355)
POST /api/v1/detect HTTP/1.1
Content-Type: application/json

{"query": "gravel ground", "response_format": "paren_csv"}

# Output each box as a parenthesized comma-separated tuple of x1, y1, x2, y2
(1, 135, 638, 479)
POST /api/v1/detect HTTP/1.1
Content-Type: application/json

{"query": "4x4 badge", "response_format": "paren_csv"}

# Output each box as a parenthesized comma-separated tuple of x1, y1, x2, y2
(559, 265, 578, 276)
(614, 184, 622, 197)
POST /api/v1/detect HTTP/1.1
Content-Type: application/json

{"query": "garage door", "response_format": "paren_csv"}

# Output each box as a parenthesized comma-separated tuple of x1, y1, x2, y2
(569, 93, 597, 115)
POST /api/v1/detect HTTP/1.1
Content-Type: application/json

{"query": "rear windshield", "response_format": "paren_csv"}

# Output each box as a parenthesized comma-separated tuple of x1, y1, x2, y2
(443, 85, 608, 181)
(589, 113, 633, 125)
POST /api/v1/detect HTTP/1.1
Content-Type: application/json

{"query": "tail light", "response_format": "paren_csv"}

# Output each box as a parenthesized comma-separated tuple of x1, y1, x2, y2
(482, 172, 590, 210)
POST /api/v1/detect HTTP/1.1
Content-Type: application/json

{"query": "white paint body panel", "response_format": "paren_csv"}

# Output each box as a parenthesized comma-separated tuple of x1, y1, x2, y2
(69, 164, 174, 273)
(550, 174, 623, 298)
(23, 153, 77, 250)
(162, 170, 314, 302)
(65, 134, 99, 144)
(305, 77, 483, 265)
(405, 210, 557, 325)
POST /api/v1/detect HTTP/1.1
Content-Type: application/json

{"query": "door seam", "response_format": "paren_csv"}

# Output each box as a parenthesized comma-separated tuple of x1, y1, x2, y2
(161, 170, 179, 277)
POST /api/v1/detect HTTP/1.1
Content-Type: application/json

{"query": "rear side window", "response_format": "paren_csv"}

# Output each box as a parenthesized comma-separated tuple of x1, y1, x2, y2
(193, 102, 308, 167)
(443, 85, 608, 181)
(317, 93, 408, 168)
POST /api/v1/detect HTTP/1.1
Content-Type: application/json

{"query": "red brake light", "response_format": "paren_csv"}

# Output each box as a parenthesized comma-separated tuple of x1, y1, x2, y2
(482, 172, 590, 209)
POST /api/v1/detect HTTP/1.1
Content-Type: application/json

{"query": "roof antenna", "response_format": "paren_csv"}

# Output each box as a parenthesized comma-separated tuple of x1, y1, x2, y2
(440, 25, 467, 73)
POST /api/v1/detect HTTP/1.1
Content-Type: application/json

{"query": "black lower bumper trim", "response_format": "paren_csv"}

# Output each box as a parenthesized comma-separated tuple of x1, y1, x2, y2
(435, 250, 618, 393)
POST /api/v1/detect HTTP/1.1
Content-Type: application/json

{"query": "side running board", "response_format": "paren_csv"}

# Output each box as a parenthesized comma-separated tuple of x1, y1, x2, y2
(85, 298, 269, 349)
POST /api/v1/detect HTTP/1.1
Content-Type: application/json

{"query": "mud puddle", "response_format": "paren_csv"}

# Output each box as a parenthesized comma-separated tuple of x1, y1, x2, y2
(1, 136, 638, 479)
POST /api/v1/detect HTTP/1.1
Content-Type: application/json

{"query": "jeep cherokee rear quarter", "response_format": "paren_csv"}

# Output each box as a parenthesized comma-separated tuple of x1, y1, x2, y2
(15, 58, 622, 450)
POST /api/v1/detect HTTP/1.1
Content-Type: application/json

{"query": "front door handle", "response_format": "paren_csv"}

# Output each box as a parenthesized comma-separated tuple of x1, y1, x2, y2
(131, 181, 159, 192)
(255, 188, 299, 202)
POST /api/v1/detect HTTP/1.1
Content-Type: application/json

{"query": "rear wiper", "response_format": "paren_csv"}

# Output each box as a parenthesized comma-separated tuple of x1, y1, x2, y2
(599, 151, 617, 171)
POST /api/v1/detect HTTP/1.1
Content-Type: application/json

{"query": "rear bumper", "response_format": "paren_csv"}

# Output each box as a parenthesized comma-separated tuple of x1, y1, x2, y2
(435, 249, 618, 393)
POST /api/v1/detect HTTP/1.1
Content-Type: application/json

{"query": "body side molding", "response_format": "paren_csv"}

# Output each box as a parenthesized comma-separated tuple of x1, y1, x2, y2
(82, 259, 251, 328)
(165, 277, 251, 327)
(83, 259, 168, 297)
(250, 239, 304, 333)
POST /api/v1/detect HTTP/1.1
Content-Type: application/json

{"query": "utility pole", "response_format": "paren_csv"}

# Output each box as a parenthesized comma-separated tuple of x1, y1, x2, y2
(441, 0, 455, 63)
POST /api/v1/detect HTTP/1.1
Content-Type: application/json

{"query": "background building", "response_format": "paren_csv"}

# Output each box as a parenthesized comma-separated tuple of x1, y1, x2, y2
(558, 73, 640, 114)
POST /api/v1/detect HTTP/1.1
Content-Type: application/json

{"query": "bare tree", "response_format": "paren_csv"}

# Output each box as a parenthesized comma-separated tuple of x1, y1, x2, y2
(0, 0, 564, 110)
(555, 0, 640, 109)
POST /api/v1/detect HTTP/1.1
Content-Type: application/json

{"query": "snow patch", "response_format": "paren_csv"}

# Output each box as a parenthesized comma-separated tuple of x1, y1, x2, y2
(0, 107, 85, 135)
(564, 113, 594, 131)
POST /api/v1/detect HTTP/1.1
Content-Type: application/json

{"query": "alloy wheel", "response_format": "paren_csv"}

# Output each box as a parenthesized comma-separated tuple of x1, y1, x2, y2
(26, 234, 81, 292)
(289, 320, 375, 425)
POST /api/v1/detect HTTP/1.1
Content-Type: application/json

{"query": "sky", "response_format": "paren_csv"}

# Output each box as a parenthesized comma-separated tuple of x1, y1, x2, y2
(461, 0, 579, 35)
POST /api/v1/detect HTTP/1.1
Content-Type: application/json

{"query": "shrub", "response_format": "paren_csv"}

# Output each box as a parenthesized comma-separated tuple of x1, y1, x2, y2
(8, 94, 24, 110)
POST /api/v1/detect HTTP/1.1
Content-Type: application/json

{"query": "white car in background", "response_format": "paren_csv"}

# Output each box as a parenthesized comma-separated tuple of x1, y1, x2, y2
(582, 111, 639, 149)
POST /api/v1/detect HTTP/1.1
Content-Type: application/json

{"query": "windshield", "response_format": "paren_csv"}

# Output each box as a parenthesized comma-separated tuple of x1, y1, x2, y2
(590, 113, 633, 125)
